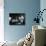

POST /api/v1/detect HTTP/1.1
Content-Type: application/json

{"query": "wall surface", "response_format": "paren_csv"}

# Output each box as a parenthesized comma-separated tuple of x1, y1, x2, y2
(4, 0, 40, 42)
(0, 0, 4, 42)
(40, 0, 46, 27)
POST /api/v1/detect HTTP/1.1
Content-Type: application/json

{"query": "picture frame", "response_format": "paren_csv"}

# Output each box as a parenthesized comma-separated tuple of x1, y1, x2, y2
(9, 13, 25, 25)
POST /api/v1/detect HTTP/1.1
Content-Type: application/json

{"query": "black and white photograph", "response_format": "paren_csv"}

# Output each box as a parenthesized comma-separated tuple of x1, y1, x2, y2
(9, 13, 25, 25)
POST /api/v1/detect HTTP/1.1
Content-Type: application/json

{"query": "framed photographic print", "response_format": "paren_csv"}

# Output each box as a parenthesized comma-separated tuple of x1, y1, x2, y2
(9, 13, 25, 25)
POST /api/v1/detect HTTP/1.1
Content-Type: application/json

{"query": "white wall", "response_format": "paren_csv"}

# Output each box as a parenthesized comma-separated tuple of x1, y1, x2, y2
(0, 0, 4, 42)
(40, 0, 46, 27)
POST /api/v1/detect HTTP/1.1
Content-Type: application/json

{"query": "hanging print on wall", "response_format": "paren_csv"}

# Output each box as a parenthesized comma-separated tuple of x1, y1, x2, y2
(9, 13, 25, 25)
